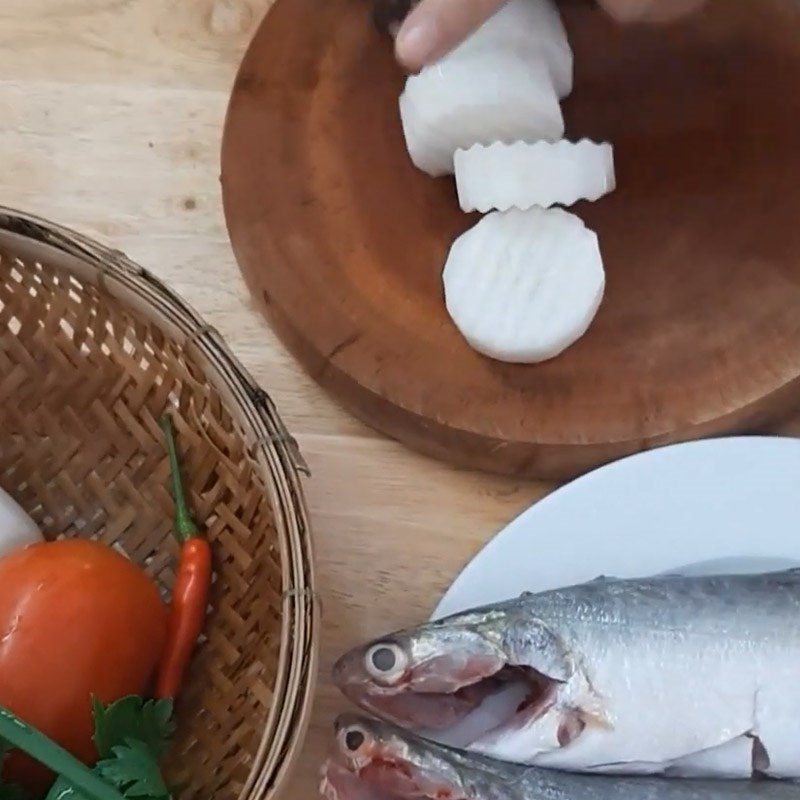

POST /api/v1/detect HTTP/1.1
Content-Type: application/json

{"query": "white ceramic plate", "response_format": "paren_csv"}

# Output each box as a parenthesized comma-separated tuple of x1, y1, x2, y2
(428, 436, 800, 746)
(434, 436, 800, 619)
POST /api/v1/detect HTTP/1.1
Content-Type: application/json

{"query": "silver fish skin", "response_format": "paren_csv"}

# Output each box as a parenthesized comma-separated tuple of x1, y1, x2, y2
(332, 570, 800, 777)
(321, 714, 800, 800)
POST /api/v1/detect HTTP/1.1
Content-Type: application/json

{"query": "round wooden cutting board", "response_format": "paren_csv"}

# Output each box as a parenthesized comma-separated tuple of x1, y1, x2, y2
(222, 0, 800, 479)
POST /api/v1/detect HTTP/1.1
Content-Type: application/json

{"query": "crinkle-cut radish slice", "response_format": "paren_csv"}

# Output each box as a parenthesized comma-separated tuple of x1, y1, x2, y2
(454, 140, 616, 213)
(443, 208, 605, 363)
(460, 0, 573, 99)
(399, 51, 563, 177)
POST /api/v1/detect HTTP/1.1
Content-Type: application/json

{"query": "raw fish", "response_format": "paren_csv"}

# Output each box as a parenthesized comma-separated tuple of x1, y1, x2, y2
(334, 570, 800, 778)
(321, 715, 800, 800)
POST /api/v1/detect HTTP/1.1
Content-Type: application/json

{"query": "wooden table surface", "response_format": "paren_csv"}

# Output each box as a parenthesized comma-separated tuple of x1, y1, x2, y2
(3, 2, 799, 798)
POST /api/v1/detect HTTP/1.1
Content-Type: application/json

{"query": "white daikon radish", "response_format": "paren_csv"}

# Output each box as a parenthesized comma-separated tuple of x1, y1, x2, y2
(0, 486, 42, 559)
(399, 51, 563, 177)
(459, 0, 573, 99)
(454, 140, 616, 213)
(443, 208, 605, 363)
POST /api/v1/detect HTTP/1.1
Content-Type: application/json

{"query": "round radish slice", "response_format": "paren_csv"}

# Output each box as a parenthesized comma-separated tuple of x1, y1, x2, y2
(454, 140, 616, 213)
(399, 51, 563, 177)
(443, 208, 605, 363)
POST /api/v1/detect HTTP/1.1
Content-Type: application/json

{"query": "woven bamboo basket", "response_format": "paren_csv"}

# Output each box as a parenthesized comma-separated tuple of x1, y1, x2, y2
(0, 206, 318, 800)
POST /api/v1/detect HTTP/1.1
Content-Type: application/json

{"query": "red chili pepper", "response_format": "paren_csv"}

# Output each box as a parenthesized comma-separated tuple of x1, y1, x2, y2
(155, 415, 212, 700)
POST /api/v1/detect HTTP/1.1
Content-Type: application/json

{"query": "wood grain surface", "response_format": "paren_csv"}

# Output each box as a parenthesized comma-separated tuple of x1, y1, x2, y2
(2, 2, 800, 799)
(223, 0, 800, 480)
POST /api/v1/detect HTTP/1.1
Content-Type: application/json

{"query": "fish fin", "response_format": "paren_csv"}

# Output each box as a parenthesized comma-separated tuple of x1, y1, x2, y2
(574, 689, 614, 731)
(579, 707, 614, 731)
(586, 761, 666, 775)
(750, 734, 770, 776)
(664, 734, 756, 778)
(557, 710, 585, 747)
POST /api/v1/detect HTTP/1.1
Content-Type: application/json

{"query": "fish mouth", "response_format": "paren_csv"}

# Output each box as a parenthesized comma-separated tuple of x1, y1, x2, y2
(320, 759, 389, 800)
(322, 724, 470, 800)
(342, 663, 559, 738)
(321, 757, 468, 800)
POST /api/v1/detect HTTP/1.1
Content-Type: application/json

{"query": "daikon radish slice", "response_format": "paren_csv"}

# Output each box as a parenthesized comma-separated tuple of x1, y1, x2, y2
(455, 140, 616, 213)
(399, 51, 563, 177)
(460, 0, 573, 99)
(443, 208, 605, 363)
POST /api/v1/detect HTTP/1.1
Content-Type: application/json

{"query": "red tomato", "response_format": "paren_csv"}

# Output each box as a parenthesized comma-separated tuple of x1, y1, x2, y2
(0, 539, 168, 793)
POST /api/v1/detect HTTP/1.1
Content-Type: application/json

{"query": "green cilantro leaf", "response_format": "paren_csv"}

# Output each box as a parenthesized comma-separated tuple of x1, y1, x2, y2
(96, 741, 170, 800)
(0, 699, 175, 800)
(92, 698, 175, 761)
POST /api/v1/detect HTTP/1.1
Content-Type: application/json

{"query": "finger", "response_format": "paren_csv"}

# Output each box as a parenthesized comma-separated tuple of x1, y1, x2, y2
(599, 0, 706, 23)
(395, 0, 508, 72)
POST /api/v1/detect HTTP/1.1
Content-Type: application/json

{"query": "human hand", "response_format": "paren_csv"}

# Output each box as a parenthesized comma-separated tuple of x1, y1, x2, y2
(394, 0, 706, 72)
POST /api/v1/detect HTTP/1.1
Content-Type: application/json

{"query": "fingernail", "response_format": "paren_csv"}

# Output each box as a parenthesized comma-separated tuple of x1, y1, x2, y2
(395, 18, 437, 69)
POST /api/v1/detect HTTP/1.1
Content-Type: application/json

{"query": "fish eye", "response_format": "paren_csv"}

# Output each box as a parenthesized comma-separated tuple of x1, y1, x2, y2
(345, 729, 365, 751)
(339, 725, 369, 755)
(365, 642, 407, 684)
